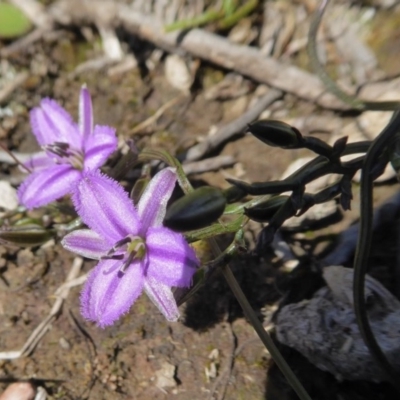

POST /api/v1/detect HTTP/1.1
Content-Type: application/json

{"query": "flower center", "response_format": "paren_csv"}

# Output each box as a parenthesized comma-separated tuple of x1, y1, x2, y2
(102, 235, 146, 273)
(43, 141, 84, 170)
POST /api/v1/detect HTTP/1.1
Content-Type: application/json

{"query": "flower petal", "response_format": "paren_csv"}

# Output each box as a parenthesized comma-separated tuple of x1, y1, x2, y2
(18, 165, 80, 209)
(73, 170, 140, 243)
(79, 86, 93, 140)
(62, 229, 110, 259)
(30, 99, 81, 147)
(22, 151, 54, 171)
(83, 125, 117, 171)
(81, 259, 144, 327)
(138, 167, 177, 232)
(145, 226, 198, 287)
(144, 276, 180, 321)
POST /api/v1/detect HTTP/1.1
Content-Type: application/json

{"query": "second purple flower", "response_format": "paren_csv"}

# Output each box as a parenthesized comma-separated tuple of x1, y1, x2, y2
(18, 86, 117, 209)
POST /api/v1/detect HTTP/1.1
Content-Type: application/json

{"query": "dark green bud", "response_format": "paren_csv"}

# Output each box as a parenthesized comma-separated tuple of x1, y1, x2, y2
(222, 185, 247, 203)
(164, 186, 226, 232)
(332, 136, 348, 157)
(248, 120, 304, 149)
(255, 225, 276, 253)
(244, 195, 289, 222)
(0, 224, 53, 247)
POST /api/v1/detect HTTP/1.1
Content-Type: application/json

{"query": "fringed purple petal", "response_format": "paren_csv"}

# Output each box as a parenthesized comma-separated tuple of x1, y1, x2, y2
(22, 151, 54, 172)
(81, 259, 144, 327)
(144, 276, 180, 321)
(30, 99, 81, 147)
(18, 165, 80, 209)
(72, 170, 141, 242)
(62, 229, 110, 259)
(145, 227, 198, 287)
(138, 168, 177, 232)
(83, 125, 117, 171)
(79, 86, 93, 140)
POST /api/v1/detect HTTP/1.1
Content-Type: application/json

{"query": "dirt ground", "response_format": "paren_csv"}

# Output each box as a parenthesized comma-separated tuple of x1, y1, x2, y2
(1, 1, 400, 399)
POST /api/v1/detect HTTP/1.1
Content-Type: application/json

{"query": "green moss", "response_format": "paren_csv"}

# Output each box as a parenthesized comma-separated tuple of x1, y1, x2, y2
(0, 2, 31, 39)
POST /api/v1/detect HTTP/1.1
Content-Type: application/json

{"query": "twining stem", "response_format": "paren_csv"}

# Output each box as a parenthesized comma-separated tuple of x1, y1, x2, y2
(207, 239, 312, 400)
(353, 111, 400, 392)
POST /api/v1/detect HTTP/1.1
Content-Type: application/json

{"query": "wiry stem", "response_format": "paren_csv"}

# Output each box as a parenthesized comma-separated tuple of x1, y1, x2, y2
(353, 111, 400, 392)
(209, 238, 312, 400)
(0, 142, 31, 173)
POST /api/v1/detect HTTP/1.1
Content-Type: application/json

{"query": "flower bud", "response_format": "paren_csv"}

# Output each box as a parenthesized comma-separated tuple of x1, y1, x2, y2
(248, 120, 304, 149)
(164, 186, 226, 232)
(222, 185, 247, 203)
(244, 195, 288, 222)
(0, 224, 53, 247)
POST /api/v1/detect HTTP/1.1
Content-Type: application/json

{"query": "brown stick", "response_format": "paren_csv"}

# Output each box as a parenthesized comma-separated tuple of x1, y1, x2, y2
(183, 155, 235, 175)
(117, 5, 348, 110)
(0, 72, 28, 105)
(4, 0, 350, 110)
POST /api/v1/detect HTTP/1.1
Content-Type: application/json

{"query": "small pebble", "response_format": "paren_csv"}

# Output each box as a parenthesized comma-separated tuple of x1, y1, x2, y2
(0, 382, 36, 400)
(59, 337, 71, 350)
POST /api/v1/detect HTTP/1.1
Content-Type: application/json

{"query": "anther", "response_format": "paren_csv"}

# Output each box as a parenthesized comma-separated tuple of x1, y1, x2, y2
(107, 237, 133, 256)
(101, 254, 124, 261)
(119, 252, 136, 273)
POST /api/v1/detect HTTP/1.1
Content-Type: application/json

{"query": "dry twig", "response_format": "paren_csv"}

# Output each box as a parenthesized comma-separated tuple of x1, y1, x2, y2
(0, 73, 28, 105)
(117, 4, 347, 110)
(183, 155, 235, 175)
(129, 94, 186, 135)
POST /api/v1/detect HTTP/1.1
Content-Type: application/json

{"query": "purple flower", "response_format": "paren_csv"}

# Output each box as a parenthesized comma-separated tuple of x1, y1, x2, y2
(61, 168, 199, 327)
(18, 86, 117, 209)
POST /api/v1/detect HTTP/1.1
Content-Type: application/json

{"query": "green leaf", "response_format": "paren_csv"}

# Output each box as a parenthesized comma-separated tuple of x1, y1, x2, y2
(0, 224, 53, 247)
(138, 148, 194, 193)
(0, 3, 32, 39)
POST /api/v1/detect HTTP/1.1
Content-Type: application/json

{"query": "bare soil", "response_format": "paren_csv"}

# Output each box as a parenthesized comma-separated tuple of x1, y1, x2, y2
(1, 2, 400, 399)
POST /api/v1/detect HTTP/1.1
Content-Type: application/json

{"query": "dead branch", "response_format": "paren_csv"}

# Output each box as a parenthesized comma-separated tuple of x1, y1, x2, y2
(116, 4, 348, 110)
(2, 0, 362, 110)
